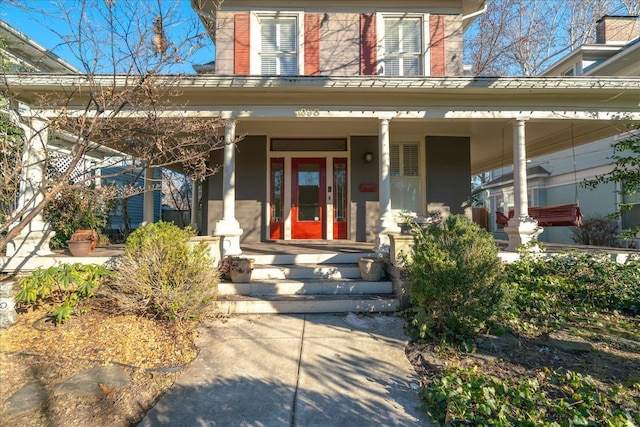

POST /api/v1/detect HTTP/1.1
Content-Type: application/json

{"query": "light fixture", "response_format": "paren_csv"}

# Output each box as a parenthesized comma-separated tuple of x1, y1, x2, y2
(363, 152, 373, 163)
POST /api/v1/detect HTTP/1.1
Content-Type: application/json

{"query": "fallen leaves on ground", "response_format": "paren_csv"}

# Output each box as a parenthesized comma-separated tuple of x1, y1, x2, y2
(0, 295, 199, 427)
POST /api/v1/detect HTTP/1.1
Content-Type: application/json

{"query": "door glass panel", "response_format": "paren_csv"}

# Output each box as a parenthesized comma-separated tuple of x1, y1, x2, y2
(334, 162, 346, 222)
(271, 160, 284, 222)
(298, 164, 320, 221)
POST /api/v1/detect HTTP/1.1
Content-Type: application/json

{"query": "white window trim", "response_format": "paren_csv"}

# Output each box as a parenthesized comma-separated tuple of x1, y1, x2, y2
(390, 140, 425, 218)
(250, 11, 305, 76)
(376, 13, 430, 76)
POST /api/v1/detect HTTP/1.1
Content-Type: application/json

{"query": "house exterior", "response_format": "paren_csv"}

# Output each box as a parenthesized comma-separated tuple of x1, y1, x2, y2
(2, 3, 640, 260)
(191, 0, 485, 254)
(188, 1, 640, 254)
(478, 15, 640, 247)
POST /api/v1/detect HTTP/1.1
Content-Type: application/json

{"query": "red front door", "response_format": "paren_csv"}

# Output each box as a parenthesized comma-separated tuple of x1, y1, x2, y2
(292, 158, 326, 239)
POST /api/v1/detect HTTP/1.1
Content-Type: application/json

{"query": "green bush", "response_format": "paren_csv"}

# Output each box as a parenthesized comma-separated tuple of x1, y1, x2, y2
(15, 263, 114, 323)
(405, 215, 506, 341)
(45, 186, 109, 249)
(114, 221, 218, 322)
(504, 252, 640, 327)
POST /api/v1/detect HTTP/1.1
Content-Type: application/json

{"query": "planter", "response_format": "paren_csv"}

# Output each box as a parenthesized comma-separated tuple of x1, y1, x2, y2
(70, 229, 98, 251)
(0, 280, 17, 328)
(187, 236, 222, 264)
(229, 257, 255, 283)
(358, 257, 384, 281)
(67, 239, 93, 257)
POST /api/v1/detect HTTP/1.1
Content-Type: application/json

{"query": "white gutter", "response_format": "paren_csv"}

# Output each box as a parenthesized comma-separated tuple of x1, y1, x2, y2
(462, 3, 487, 22)
(0, 20, 80, 74)
(586, 38, 640, 76)
(190, 0, 217, 44)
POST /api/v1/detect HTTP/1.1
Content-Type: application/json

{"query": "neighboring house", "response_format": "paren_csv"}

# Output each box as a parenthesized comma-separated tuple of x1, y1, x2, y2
(0, 20, 160, 250)
(0, 20, 78, 73)
(478, 15, 640, 247)
(101, 166, 162, 238)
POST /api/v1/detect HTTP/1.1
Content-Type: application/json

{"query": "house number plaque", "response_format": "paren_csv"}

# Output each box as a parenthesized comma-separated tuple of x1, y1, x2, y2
(296, 108, 320, 117)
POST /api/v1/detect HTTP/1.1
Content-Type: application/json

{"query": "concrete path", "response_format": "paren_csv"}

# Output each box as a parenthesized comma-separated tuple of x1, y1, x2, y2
(138, 313, 430, 427)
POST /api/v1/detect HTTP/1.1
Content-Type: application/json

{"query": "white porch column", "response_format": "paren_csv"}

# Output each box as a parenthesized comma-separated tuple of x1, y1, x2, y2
(189, 178, 199, 232)
(7, 117, 54, 257)
(213, 118, 243, 256)
(375, 118, 401, 255)
(142, 166, 155, 225)
(505, 118, 542, 251)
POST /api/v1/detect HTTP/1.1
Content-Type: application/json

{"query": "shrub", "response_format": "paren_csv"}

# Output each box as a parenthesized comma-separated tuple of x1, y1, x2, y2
(570, 216, 620, 247)
(113, 221, 218, 322)
(15, 263, 114, 323)
(405, 215, 506, 341)
(45, 185, 110, 249)
(504, 252, 640, 326)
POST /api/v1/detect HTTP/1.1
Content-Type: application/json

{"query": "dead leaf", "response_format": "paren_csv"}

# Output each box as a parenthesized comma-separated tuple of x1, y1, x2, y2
(99, 383, 117, 395)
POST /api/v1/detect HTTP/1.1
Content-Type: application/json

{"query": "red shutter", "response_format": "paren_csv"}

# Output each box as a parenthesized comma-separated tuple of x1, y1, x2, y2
(234, 13, 250, 74)
(360, 13, 377, 75)
(304, 14, 321, 75)
(430, 15, 446, 76)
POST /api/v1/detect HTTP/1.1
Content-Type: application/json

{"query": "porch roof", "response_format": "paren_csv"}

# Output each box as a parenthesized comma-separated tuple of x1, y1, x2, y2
(4, 74, 640, 174)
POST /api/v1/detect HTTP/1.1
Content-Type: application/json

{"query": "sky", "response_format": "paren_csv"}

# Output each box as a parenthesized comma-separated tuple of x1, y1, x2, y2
(0, 0, 216, 74)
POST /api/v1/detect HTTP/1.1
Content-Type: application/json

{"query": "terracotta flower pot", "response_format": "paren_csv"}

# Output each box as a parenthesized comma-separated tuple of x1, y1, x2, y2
(67, 240, 93, 257)
(70, 229, 98, 251)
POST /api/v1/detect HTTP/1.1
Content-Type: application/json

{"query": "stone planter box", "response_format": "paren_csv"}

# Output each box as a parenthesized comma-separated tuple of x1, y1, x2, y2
(358, 257, 384, 281)
(0, 280, 17, 328)
(229, 257, 255, 283)
(389, 233, 414, 266)
(187, 236, 222, 263)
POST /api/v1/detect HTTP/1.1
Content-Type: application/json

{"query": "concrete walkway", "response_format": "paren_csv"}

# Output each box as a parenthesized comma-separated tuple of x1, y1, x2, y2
(138, 313, 430, 427)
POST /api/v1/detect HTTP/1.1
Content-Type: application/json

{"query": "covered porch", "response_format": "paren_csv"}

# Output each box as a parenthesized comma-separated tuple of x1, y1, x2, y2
(3, 75, 640, 260)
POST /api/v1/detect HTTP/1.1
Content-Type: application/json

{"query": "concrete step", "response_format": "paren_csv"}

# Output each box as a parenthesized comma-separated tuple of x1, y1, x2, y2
(218, 279, 393, 296)
(247, 252, 372, 266)
(213, 294, 400, 315)
(251, 264, 363, 280)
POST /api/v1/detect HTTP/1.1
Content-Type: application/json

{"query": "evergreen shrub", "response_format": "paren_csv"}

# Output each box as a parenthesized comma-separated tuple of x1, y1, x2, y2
(406, 215, 506, 341)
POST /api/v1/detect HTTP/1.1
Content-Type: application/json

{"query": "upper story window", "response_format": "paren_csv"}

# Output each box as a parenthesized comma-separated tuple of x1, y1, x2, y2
(380, 16, 425, 76)
(258, 15, 299, 75)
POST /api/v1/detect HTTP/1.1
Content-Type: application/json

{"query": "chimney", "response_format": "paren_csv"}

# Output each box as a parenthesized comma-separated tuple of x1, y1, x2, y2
(596, 15, 639, 44)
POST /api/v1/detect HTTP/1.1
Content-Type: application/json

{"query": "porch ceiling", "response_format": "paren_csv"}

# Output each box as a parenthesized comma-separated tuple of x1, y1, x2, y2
(5, 75, 640, 175)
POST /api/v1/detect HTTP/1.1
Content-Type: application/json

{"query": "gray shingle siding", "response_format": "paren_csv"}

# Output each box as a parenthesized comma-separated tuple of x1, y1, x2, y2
(204, 135, 267, 241)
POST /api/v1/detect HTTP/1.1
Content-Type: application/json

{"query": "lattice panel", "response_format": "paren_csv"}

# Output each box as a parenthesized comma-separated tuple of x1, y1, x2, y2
(47, 152, 93, 184)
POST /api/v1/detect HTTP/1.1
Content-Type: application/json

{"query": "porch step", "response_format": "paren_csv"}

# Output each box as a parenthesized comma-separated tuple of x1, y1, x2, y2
(247, 252, 371, 266)
(214, 251, 396, 314)
(218, 279, 392, 296)
(251, 264, 362, 280)
(213, 294, 400, 315)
